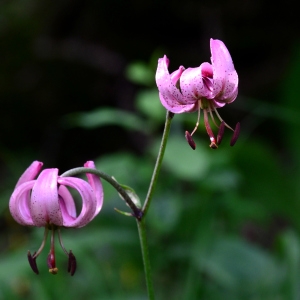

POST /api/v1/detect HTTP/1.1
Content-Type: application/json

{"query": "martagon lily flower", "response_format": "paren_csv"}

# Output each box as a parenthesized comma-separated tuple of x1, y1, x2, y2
(155, 38, 240, 149)
(9, 160, 103, 276)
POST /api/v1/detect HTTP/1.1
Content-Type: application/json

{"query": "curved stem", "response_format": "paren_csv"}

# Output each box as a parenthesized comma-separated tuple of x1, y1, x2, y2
(61, 168, 142, 220)
(137, 218, 155, 300)
(142, 110, 174, 216)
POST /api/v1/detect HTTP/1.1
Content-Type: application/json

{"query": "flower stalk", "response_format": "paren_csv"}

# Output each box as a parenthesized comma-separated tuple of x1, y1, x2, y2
(61, 168, 143, 220)
(137, 218, 155, 300)
(142, 110, 174, 216)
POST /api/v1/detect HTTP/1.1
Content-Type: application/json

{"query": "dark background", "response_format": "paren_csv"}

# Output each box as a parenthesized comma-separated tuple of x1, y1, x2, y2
(1, 0, 298, 168)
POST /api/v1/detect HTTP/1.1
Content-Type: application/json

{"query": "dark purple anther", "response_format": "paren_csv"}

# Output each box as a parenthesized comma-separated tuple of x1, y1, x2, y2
(216, 121, 225, 145)
(68, 250, 77, 276)
(27, 251, 39, 275)
(230, 122, 240, 146)
(185, 131, 196, 150)
(209, 140, 218, 149)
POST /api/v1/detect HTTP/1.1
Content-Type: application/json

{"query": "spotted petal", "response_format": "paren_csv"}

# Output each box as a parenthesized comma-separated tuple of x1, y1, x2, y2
(31, 169, 63, 227)
(156, 55, 197, 113)
(210, 38, 238, 103)
(180, 64, 213, 101)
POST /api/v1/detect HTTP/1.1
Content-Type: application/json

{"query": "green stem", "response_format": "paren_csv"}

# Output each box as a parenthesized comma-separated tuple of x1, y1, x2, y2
(61, 167, 142, 219)
(142, 110, 174, 216)
(137, 218, 155, 300)
(135, 110, 173, 299)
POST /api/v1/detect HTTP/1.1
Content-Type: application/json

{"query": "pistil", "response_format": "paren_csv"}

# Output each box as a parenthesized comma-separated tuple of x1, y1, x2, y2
(48, 228, 58, 275)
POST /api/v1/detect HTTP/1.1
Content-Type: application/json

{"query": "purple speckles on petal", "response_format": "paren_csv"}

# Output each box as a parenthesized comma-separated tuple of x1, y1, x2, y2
(155, 39, 238, 113)
(155, 39, 239, 150)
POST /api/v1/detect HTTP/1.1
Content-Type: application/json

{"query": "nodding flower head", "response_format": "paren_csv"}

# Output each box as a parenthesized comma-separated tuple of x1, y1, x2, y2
(155, 38, 240, 149)
(9, 161, 103, 275)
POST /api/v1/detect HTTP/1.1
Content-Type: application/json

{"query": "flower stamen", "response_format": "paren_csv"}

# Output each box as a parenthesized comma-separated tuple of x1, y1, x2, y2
(190, 100, 201, 136)
(185, 100, 201, 149)
(212, 106, 234, 131)
(28, 251, 39, 274)
(68, 250, 77, 276)
(57, 228, 69, 255)
(58, 228, 77, 276)
(32, 227, 49, 259)
(230, 122, 240, 146)
(185, 131, 196, 150)
(217, 121, 225, 145)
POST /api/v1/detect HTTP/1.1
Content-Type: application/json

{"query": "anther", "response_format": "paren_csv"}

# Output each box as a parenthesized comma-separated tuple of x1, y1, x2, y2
(68, 250, 77, 276)
(209, 139, 218, 149)
(185, 131, 196, 150)
(230, 122, 240, 146)
(216, 121, 225, 145)
(28, 251, 39, 275)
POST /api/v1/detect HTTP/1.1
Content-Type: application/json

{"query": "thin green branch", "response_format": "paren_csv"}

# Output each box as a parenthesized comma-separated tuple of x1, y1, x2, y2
(142, 110, 174, 216)
(61, 167, 142, 219)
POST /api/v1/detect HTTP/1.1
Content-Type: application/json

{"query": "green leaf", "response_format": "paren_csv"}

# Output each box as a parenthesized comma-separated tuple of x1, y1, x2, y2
(135, 89, 165, 122)
(62, 107, 148, 133)
(125, 61, 154, 86)
(114, 178, 142, 209)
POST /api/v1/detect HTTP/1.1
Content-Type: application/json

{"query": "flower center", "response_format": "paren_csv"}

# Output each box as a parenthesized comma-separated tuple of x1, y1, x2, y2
(185, 99, 240, 149)
(27, 226, 77, 276)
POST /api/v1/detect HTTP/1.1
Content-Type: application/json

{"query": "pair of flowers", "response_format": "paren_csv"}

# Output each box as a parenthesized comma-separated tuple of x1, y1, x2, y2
(9, 38, 239, 276)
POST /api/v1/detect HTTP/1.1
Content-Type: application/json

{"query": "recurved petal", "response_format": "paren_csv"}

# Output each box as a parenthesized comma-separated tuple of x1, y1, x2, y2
(210, 39, 238, 102)
(57, 177, 97, 227)
(10, 161, 43, 226)
(9, 181, 35, 225)
(159, 93, 198, 113)
(58, 185, 77, 218)
(155, 55, 189, 112)
(84, 161, 103, 218)
(15, 161, 43, 188)
(170, 66, 185, 85)
(31, 169, 62, 227)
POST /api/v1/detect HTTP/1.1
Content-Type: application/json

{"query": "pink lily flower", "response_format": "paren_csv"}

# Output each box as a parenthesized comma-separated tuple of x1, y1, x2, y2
(9, 160, 103, 275)
(155, 38, 240, 149)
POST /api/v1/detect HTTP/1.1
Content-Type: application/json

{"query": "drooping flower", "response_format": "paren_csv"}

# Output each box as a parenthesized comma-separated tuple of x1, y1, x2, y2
(9, 160, 103, 275)
(155, 38, 240, 149)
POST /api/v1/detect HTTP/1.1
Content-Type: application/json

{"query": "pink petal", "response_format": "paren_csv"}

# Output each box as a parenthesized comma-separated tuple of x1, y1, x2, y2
(84, 161, 104, 218)
(57, 177, 97, 228)
(58, 185, 77, 218)
(156, 55, 192, 112)
(170, 66, 185, 85)
(158, 93, 198, 113)
(31, 169, 63, 227)
(15, 161, 43, 188)
(180, 65, 212, 100)
(210, 39, 238, 102)
(9, 181, 35, 225)
(9, 161, 43, 226)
